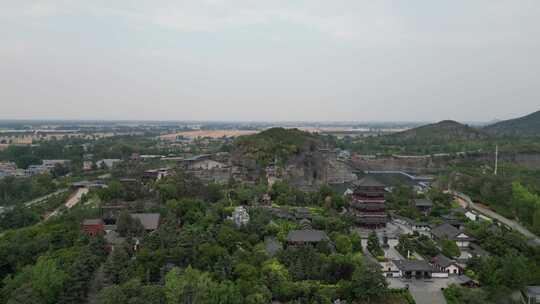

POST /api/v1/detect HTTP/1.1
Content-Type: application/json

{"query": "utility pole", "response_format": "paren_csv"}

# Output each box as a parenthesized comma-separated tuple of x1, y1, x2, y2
(494, 144, 499, 175)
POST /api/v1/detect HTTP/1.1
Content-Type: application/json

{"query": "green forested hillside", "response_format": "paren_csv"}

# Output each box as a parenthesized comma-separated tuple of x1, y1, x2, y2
(233, 128, 321, 166)
(390, 120, 486, 142)
(484, 110, 540, 137)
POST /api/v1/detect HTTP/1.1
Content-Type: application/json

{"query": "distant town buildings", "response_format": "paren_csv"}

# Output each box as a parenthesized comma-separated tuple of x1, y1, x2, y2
(24, 159, 71, 176)
(0, 162, 17, 172)
(96, 159, 122, 169)
(336, 149, 351, 161)
(42, 159, 71, 169)
(0, 162, 25, 178)
(83, 161, 94, 171)
(179, 154, 231, 184)
(142, 168, 172, 182)
(183, 154, 227, 171)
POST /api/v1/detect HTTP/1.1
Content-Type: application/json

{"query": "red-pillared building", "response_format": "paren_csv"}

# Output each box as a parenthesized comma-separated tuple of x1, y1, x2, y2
(350, 176, 388, 228)
(81, 219, 105, 236)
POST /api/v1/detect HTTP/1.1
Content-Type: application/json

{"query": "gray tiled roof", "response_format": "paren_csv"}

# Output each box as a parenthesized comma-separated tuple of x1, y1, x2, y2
(351, 202, 386, 210)
(413, 199, 433, 207)
(432, 254, 454, 268)
(286, 230, 328, 243)
(355, 176, 385, 188)
(431, 223, 459, 239)
(131, 213, 161, 230)
(394, 260, 435, 272)
(357, 217, 389, 224)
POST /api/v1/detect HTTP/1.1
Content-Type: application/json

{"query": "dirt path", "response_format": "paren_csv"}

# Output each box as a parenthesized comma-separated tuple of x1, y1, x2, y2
(65, 187, 89, 208)
(45, 187, 88, 220)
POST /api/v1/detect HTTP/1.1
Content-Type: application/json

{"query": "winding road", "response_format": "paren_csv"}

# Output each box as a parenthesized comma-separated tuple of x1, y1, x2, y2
(449, 190, 540, 246)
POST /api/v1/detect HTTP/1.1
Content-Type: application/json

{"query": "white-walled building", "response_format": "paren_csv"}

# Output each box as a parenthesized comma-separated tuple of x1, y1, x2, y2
(431, 223, 474, 249)
(431, 254, 462, 277)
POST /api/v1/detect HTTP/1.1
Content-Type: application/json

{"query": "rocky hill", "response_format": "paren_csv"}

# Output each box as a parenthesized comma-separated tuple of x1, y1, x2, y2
(484, 110, 540, 137)
(231, 128, 355, 190)
(233, 128, 321, 166)
(390, 120, 487, 142)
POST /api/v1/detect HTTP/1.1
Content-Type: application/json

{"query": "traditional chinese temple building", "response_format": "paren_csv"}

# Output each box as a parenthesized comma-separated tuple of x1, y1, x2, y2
(350, 176, 388, 228)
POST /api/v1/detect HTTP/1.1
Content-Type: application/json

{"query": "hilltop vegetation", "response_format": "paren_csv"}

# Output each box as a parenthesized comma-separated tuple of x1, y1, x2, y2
(389, 120, 486, 142)
(233, 128, 321, 166)
(485, 110, 540, 137)
(0, 167, 415, 304)
(441, 162, 540, 234)
(340, 116, 540, 155)
(0, 175, 58, 206)
(2, 122, 540, 303)
(340, 120, 490, 155)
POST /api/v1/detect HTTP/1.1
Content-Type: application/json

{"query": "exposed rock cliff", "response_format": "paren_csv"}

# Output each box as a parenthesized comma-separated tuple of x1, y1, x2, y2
(231, 128, 356, 191)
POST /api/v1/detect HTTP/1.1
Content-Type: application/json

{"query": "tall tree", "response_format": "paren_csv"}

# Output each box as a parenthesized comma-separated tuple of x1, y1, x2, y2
(367, 231, 383, 257)
(103, 246, 130, 285)
(164, 266, 217, 304)
(346, 263, 388, 303)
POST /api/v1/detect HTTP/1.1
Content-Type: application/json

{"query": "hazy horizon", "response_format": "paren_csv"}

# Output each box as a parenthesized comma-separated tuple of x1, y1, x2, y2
(2, 1, 539, 122)
(0, 117, 518, 125)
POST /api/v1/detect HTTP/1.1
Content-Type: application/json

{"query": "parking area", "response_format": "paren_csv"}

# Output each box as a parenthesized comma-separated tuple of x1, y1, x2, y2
(387, 276, 464, 304)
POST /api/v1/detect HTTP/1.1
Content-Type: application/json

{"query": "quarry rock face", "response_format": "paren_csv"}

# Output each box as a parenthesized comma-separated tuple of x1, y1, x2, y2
(231, 143, 357, 191)
(351, 152, 540, 173)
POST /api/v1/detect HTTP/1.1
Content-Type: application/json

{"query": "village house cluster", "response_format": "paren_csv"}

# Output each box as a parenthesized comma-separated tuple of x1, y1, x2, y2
(0, 159, 72, 177)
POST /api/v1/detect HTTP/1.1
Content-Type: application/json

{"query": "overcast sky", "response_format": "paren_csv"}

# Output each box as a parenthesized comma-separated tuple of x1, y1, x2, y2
(1, 1, 539, 122)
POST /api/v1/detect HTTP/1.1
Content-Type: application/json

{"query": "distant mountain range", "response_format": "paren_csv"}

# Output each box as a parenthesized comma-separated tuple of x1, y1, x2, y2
(390, 120, 487, 141)
(484, 110, 540, 137)
(390, 110, 540, 141)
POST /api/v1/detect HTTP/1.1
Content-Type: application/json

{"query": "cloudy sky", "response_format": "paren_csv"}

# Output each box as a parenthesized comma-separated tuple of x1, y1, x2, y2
(1, 1, 539, 122)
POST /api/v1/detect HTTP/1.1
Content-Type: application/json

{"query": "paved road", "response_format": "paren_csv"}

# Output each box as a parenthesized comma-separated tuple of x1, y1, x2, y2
(387, 277, 466, 304)
(471, 202, 540, 246)
(65, 187, 88, 208)
(388, 278, 449, 304)
(449, 190, 540, 246)
(45, 187, 87, 220)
